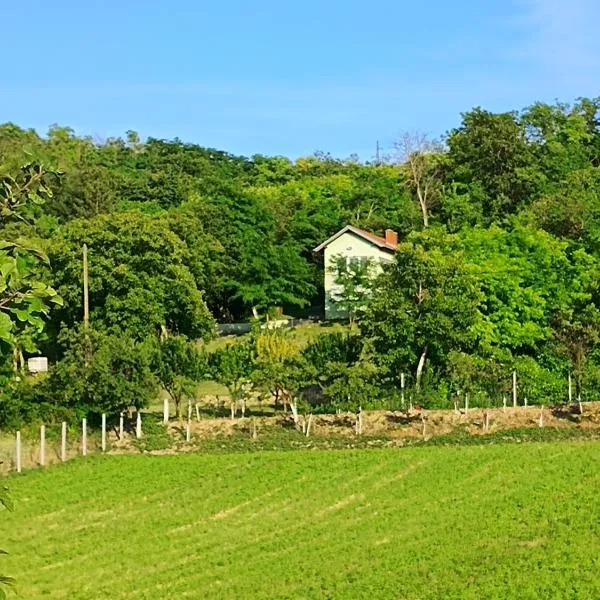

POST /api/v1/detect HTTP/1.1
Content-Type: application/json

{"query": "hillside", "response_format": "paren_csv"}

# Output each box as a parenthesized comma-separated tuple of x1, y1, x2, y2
(2, 442, 600, 599)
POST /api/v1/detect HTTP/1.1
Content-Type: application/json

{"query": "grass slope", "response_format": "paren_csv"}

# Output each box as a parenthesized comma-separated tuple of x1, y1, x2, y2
(1, 443, 600, 599)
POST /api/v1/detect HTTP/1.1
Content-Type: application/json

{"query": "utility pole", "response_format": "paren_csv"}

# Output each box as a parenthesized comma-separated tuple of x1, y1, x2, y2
(83, 243, 89, 330)
(375, 140, 381, 165)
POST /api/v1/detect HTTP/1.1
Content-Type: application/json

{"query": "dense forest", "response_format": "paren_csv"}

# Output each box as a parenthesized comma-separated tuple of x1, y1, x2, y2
(2, 97, 600, 425)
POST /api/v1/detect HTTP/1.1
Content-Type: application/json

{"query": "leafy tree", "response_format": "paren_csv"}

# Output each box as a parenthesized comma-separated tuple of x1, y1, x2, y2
(47, 212, 215, 342)
(329, 254, 378, 325)
(361, 231, 483, 389)
(152, 335, 205, 420)
(446, 107, 538, 222)
(0, 162, 62, 353)
(251, 327, 299, 408)
(44, 327, 157, 418)
(553, 304, 600, 412)
(294, 332, 374, 413)
(209, 340, 255, 417)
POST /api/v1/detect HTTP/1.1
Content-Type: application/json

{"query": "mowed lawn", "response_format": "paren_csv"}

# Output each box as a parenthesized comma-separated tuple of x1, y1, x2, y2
(2, 443, 600, 599)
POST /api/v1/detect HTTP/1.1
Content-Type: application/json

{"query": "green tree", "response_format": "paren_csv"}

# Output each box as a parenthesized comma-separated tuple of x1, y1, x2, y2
(47, 211, 215, 342)
(251, 327, 299, 409)
(361, 231, 483, 389)
(152, 335, 205, 420)
(0, 162, 62, 353)
(209, 340, 255, 417)
(329, 254, 378, 325)
(45, 327, 157, 418)
(446, 107, 538, 222)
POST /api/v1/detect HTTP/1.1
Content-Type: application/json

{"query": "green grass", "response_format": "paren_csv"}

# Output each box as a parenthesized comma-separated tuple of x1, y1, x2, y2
(2, 442, 600, 599)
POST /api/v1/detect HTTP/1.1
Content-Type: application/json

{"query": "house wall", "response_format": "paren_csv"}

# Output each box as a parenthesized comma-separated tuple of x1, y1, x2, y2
(323, 231, 392, 320)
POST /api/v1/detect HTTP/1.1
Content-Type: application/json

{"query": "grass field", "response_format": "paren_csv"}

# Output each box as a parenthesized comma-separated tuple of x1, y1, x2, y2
(2, 442, 600, 599)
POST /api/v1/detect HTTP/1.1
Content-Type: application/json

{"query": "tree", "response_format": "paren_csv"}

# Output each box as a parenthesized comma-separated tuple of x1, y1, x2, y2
(329, 254, 378, 326)
(446, 108, 538, 222)
(251, 327, 299, 409)
(392, 132, 443, 228)
(45, 327, 158, 418)
(553, 304, 600, 413)
(209, 340, 255, 418)
(0, 162, 62, 354)
(47, 211, 215, 342)
(361, 231, 483, 389)
(152, 335, 205, 420)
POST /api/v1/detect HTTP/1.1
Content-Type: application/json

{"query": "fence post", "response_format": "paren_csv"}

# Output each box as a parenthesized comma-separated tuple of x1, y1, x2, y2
(136, 412, 142, 439)
(400, 372, 405, 409)
(119, 412, 124, 440)
(15, 431, 21, 474)
(195, 403, 200, 422)
(502, 395, 507, 412)
(568, 373, 572, 404)
(163, 398, 169, 424)
(61, 421, 67, 462)
(512, 370, 517, 408)
(539, 405, 544, 428)
(82, 418, 87, 456)
(101, 413, 107, 452)
(186, 420, 191, 442)
(40, 425, 46, 467)
(524, 396, 528, 408)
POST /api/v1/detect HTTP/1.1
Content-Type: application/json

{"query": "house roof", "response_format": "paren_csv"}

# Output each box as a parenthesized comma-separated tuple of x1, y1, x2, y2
(313, 225, 398, 253)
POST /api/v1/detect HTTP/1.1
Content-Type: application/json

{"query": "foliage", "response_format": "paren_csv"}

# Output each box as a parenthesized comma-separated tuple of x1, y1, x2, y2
(151, 335, 206, 419)
(41, 327, 157, 419)
(0, 162, 62, 352)
(361, 230, 483, 388)
(328, 254, 378, 324)
(209, 339, 255, 403)
(47, 212, 215, 342)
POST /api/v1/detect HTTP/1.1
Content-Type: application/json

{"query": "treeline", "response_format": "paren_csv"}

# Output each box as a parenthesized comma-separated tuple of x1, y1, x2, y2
(1, 97, 600, 425)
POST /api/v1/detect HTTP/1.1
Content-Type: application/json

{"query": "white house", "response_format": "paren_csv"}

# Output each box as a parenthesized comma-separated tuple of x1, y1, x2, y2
(314, 225, 398, 320)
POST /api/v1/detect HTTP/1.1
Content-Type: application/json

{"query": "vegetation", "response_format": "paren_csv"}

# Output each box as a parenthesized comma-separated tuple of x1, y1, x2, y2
(2, 442, 600, 598)
(2, 97, 600, 426)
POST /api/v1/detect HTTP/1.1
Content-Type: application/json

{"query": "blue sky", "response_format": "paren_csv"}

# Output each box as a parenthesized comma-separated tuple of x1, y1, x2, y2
(2, 0, 599, 159)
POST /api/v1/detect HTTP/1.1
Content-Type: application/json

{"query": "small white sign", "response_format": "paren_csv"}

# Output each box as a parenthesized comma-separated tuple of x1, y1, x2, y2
(28, 356, 48, 373)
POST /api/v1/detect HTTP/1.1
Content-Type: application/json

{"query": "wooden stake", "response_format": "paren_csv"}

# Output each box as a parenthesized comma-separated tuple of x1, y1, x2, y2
(163, 398, 169, 424)
(136, 412, 142, 439)
(512, 370, 517, 407)
(83, 244, 89, 330)
(568, 373, 572, 404)
(502, 395, 507, 412)
(40, 425, 46, 467)
(15, 430, 22, 473)
(195, 403, 200, 422)
(484, 410, 490, 432)
(61, 421, 67, 462)
(400, 372, 405, 408)
(186, 421, 191, 442)
(119, 412, 124, 440)
(524, 396, 528, 408)
(305, 414, 313, 437)
(82, 418, 87, 456)
(101, 413, 106, 452)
